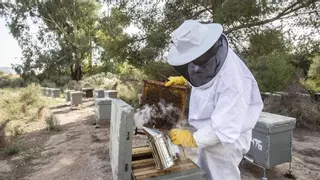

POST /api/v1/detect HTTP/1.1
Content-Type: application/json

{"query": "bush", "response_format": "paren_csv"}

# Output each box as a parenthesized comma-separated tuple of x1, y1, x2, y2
(301, 55, 320, 92)
(19, 83, 42, 106)
(0, 74, 24, 88)
(3, 144, 20, 156)
(45, 115, 60, 131)
(264, 82, 320, 130)
(64, 80, 82, 91)
(80, 72, 118, 90)
(247, 53, 295, 92)
(41, 79, 57, 88)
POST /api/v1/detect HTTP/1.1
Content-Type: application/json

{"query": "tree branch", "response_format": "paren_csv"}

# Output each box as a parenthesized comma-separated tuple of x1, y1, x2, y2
(225, 1, 315, 34)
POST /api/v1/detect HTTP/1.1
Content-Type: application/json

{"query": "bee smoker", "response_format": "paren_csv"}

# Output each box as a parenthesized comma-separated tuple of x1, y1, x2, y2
(142, 126, 180, 169)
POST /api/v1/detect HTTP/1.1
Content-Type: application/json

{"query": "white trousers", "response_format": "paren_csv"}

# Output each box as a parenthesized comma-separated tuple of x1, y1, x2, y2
(198, 131, 251, 180)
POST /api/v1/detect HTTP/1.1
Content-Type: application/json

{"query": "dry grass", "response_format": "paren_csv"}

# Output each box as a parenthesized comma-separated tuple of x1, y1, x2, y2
(0, 84, 63, 148)
(264, 82, 320, 130)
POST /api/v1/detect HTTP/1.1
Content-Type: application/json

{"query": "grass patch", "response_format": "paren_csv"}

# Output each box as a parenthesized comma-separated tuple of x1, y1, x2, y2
(3, 144, 20, 156)
(0, 84, 62, 137)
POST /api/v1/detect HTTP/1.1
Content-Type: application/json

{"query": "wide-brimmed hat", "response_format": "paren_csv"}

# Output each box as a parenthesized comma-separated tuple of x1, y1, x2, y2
(167, 20, 223, 66)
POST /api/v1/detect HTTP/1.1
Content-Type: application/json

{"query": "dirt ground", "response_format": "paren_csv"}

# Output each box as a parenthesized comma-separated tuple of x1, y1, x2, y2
(0, 100, 320, 180)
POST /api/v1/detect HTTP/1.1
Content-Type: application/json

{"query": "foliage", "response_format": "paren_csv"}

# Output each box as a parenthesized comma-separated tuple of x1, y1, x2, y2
(248, 53, 295, 92)
(302, 55, 320, 91)
(264, 83, 320, 130)
(80, 72, 118, 89)
(0, 74, 24, 88)
(45, 115, 60, 131)
(245, 29, 295, 92)
(1, 0, 100, 81)
(1, 0, 319, 85)
(0, 84, 61, 137)
(116, 0, 320, 64)
(308, 55, 320, 78)
(3, 144, 20, 156)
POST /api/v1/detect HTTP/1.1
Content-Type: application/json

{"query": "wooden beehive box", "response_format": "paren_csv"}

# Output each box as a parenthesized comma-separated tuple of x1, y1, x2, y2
(131, 146, 206, 180)
(140, 80, 190, 130)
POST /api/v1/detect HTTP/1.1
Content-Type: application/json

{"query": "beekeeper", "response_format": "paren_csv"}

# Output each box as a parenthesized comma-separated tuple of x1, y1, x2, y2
(166, 20, 264, 180)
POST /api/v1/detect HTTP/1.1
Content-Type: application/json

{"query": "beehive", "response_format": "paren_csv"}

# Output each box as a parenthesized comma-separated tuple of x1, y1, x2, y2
(140, 80, 190, 129)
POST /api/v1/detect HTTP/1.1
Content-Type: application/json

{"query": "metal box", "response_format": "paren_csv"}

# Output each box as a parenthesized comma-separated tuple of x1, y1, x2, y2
(82, 88, 94, 98)
(246, 112, 296, 169)
(64, 90, 75, 102)
(109, 98, 207, 180)
(95, 89, 105, 98)
(45, 88, 52, 97)
(51, 88, 60, 98)
(95, 98, 112, 122)
(70, 91, 83, 106)
(105, 90, 118, 98)
(41, 87, 46, 96)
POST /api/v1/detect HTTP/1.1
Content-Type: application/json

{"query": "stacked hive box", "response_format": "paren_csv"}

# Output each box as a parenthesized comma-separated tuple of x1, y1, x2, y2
(95, 89, 105, 98)
(64, 90, 75, 102)
(109, 98, 207, 180)
(41, 87, 46, 96)
(51, 88, 60, 98)
(245, 112, 296, 180)
(70, 91, 83, 106)
(45, 88, 52, 97)
(82, 88, 94, 98)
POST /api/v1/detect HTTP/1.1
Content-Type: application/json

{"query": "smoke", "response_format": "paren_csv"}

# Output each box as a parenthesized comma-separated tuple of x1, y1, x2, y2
(134, 99, 180, 129)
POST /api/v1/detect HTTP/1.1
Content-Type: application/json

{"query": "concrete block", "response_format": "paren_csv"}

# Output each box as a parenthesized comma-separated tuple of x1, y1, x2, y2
(64, 90, 75, 102)
(51, 88, 60, 98)
(82, 88, 94, 98)
(70, 91, 83, 106)
(105, 90, 118, 98)
(109, 98, 134, 180)
(95, 89, 105, 98)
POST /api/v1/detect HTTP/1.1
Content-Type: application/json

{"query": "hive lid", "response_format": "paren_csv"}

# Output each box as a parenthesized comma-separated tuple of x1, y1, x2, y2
(82, 88, 93, 90)
(254, 112, 296, 134)
(95, 98, 112, 105)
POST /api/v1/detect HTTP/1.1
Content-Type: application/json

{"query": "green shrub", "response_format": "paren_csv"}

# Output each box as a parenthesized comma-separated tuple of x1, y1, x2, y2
(0, 74, 24, 88)
(3, 144, 20, 156)
(302, 55, 320, 92)
(247, 53, 295, 92)
(41, 79, 57, 88)
(45, 115, 60, 131)
(19, 83, 42, 106)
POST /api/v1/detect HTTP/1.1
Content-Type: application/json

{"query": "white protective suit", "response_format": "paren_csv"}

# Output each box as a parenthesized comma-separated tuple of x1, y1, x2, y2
(189, 46, 264, 180)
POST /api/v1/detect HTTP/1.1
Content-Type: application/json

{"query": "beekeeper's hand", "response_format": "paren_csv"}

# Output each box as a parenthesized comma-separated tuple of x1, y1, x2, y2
(165, 76, 187, 87)
(169, 129, 197, 147)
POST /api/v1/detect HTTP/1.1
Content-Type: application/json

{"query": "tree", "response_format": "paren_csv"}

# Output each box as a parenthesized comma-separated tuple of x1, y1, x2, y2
(113, 0, 320, 64)
(245, 29, 295, 92)
(1, 0, 99, 81)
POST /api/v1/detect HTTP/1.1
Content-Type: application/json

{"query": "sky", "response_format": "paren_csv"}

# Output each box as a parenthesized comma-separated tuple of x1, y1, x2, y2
(0, 17, 22, 67)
